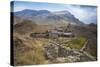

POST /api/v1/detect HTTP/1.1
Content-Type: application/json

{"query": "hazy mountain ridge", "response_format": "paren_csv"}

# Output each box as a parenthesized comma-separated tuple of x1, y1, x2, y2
(13, 9, 83, 25)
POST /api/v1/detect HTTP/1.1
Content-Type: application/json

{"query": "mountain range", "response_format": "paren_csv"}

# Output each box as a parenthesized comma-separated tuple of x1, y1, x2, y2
(13, 9, 84, 25)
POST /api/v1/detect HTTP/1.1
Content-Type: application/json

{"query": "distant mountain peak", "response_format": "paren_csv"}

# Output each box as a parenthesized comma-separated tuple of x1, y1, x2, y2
(14, 9, 51, 16)
(14, 9, 83, 25)
(54, 10, 71, 15)
(22, 9, 37, 12)
(38, 10, 51, 13)
(19, 9, 51, 14)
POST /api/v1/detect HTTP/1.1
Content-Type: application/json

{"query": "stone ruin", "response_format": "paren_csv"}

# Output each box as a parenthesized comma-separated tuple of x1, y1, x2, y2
(43, 42, 59, 60)
(43, 42, 82, 62)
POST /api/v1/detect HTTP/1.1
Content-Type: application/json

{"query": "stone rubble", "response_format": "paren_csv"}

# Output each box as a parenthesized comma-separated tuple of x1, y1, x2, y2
(43, 42, 82, 62)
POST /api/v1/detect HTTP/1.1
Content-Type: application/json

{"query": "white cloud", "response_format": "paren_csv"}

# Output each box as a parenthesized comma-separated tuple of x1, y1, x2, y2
(64, 5, 97, 24)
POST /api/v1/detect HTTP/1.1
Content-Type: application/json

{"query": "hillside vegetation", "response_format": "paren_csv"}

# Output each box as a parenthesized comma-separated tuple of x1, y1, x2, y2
(14, 20, 37, 34)
(12, 10, 97, 65)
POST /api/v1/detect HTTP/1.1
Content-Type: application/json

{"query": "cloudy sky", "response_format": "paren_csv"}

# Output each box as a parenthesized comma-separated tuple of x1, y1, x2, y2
(11, 1, 97, 24)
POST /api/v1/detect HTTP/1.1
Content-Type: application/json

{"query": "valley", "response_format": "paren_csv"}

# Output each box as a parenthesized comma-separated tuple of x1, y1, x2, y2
(12, 9, 97, 66)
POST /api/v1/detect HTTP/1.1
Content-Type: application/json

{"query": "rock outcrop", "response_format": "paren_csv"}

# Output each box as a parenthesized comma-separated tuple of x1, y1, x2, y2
(43, 42, 82, 62)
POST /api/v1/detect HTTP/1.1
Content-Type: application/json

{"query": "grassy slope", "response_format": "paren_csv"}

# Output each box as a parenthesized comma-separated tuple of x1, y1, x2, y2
(13, 20, 48, 65)
(56, 37, 87, 50)
(71, 25, 97, 57)
(14, 20, 37, 34)
(14, 34, 51, 65)
(13, 19, 97, 65)
(67, 37, 86, 50)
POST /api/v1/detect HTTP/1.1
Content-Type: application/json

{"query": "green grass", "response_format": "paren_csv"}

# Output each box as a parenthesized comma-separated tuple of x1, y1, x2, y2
(64, 37, 87, 50)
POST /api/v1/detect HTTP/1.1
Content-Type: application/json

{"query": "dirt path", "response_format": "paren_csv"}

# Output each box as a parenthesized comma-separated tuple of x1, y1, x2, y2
(80, 40, 96, 61)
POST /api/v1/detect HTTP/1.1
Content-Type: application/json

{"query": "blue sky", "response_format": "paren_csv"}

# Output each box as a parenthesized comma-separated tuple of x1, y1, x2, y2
(11, 1, 97, 24)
